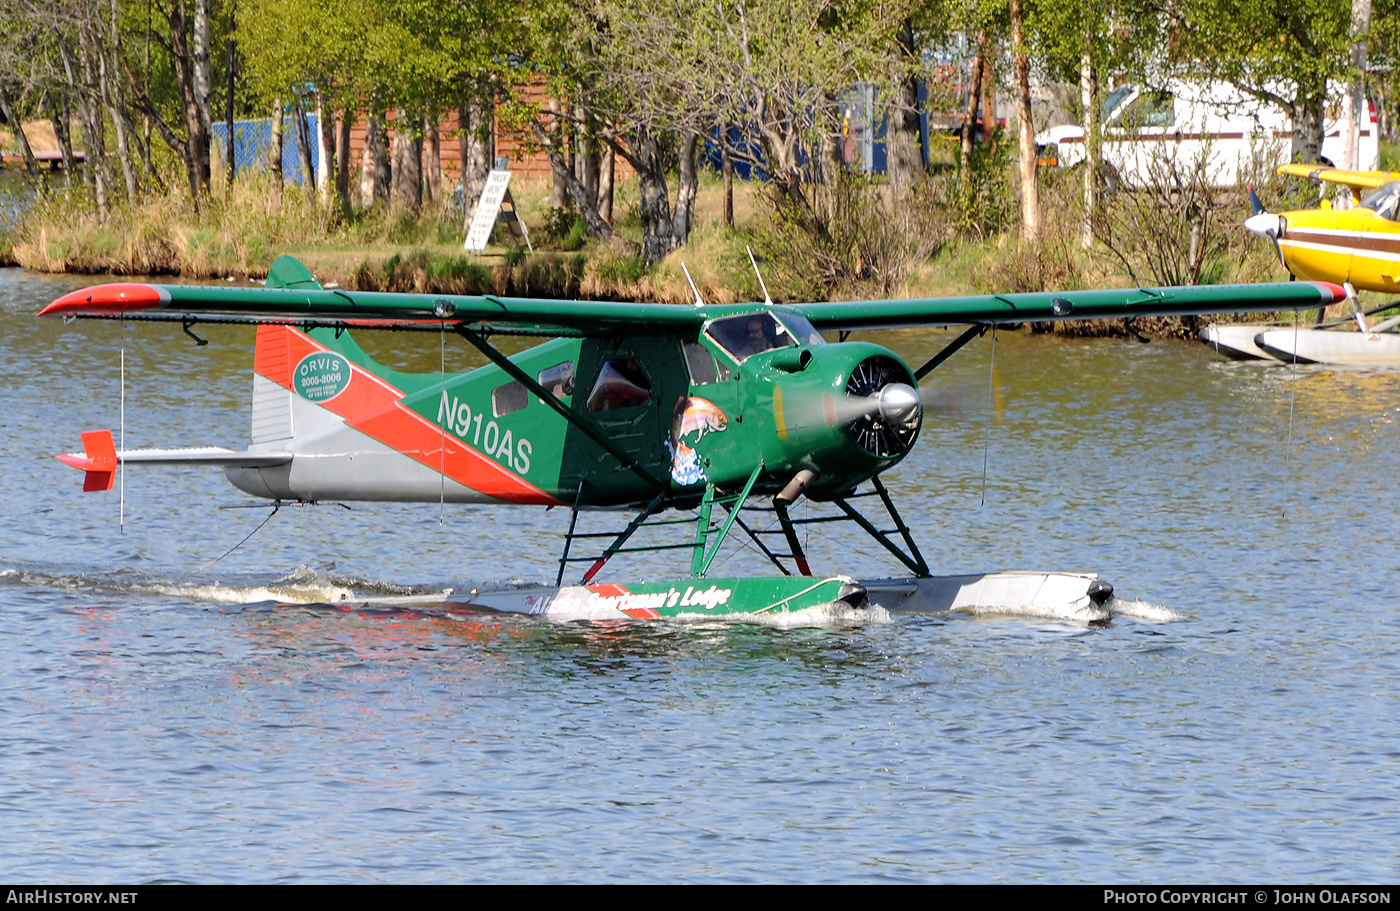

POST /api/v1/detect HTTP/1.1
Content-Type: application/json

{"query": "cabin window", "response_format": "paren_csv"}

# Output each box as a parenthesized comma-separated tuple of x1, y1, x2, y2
(492, 380, 528, 417)
(683, 342, 730, 384)
(538, 361, 576, 398)
(705, 312, 793, 363)
(1359, 182, 1400, 221)
(585, 357, 653, 412)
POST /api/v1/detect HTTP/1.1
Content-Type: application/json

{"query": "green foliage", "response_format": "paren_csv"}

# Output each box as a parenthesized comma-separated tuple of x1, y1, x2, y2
(595, 254, 648, 285)
(953, 128, 1019, 239)
(1382, 140, 1400, 171)
(385, 212, 427, 245)
(754, 174, 945, 301)
(537, 207, 587, 250)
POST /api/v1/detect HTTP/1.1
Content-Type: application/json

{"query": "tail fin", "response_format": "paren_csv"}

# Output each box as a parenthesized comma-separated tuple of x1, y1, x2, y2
(250, 321, 416, 446)
(265, 254, 322, 291)
(56, 430, 117, 491)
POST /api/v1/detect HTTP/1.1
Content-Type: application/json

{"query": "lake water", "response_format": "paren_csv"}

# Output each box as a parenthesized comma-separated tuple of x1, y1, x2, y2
(2, 267, 1397, 883)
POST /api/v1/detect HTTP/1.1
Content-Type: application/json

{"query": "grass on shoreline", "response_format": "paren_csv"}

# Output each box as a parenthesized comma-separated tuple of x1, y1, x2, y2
(2, 157, 1296, 335)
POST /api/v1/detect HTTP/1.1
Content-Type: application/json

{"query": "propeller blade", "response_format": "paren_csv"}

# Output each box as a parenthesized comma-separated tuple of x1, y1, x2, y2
(1247, 184, 1265, 217)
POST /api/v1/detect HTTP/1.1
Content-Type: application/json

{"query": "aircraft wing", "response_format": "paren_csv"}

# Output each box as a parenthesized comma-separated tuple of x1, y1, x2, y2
(788, 281, 1345, 331)
(1278, 162, 1400, 191)
(42, 277, 1344, 336)
(38, 282, 708, 336)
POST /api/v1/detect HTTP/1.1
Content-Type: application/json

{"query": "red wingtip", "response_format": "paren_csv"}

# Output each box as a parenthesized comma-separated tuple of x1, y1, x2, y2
(38, 283, 168, 317)
(1313, 281, 1349, 304)
(56, 430, 117, 492)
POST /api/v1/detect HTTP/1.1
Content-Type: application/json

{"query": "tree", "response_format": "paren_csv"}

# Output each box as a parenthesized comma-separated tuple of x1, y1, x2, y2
(1009, 0, 1040, 242)
(1032, 0, 1158, 245)
(1166, 0, 1353, 164)
(240, 0, 384, 213)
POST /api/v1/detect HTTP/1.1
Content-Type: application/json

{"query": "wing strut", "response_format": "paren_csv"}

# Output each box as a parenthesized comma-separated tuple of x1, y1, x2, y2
(831, 477, 930, 577)
(914, 323, 989, 380)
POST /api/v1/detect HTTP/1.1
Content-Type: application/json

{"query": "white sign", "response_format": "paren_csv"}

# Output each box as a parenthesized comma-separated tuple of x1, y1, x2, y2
(464, 170, 529, 253)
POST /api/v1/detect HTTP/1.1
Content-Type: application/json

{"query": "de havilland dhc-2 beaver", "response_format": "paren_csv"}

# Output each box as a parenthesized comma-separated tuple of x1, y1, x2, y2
(42, 255, 1345, 620)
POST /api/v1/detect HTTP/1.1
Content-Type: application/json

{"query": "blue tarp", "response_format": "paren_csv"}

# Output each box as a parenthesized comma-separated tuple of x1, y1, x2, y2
(209, 113, 319, 183)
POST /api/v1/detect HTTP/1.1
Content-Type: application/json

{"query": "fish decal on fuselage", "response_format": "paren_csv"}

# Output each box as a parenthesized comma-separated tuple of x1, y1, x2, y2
(668, 396, 728, 486)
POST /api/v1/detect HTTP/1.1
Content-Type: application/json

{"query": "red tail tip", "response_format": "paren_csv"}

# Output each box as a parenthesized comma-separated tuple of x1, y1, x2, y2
(38, 283, 168, 317)
(56, 430, 117, 492)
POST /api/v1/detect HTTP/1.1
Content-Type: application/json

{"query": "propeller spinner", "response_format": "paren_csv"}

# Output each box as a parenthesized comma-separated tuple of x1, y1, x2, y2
(1244, 186, 1287, 267)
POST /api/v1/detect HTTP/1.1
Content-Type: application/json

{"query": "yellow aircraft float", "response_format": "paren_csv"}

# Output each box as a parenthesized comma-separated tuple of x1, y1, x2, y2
(1203, 163, 1400, 364)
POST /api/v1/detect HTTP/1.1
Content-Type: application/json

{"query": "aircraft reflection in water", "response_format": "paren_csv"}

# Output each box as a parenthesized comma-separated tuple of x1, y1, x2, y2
(42, 256, 1343, 620)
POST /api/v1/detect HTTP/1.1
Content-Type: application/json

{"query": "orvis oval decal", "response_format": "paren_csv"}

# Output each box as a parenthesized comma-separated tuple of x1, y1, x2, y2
(293, 352, 350, 402)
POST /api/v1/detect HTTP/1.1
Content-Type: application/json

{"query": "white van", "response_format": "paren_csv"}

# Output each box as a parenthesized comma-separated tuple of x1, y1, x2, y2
(1036, 80, 1378, 189)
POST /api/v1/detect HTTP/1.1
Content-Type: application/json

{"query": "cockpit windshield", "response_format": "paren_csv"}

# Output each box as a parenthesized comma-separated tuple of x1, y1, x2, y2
(705, 312, 827, 362)
(706, 312, 792, 362)
(1359, 181, 1400, 221)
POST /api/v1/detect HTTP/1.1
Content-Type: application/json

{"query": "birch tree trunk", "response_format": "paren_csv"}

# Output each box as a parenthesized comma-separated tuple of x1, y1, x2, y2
(960, 31, 987, 218)
(1341, 0, 1372, 170)
(192, 0, 214, 153)
(598, 142, 615, 225)
(390, 110, 422, 215)
(291, 91, 315, 187)
(270, 99, 283, 200)
(1080, 50, 1099, 248)
(887, 18, 924, 201)
(548, 96, 567, 210)
(106, 0, 139, 204)
(424, 118, 442, 205)
(671, 130, 699, 245)
(48, 90, 76, 193)
(459, 90, 493, 232)
(336, 110, 351, 212)
(361, 110, 386, 209)
(315, 93, 332, 205)
(721, 130, 733, 229)
(0, 87, 43, 189)
(75, 28, 110, 222)
(1010, 0, 1041, 243)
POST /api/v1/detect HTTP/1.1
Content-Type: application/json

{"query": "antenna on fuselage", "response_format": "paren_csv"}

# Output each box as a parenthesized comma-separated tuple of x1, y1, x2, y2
(747, 245, 773, 306)
(681, 263, 705, 306)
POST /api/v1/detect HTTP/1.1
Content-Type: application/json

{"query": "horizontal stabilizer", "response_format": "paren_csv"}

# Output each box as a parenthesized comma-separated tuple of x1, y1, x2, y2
(57, 429, 291, 492)
(55, 430, 118, 491)
(110, 447, 292, 466)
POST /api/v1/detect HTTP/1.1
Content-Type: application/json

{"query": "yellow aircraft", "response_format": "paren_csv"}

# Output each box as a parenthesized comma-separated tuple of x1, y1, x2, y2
(1207, 164, 1400, 363)
(1246, 163, 1400, 293)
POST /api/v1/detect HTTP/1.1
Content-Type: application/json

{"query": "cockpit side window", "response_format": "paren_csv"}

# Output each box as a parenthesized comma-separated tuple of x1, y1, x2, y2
(682, 341, 730, 384)
(1361, 181, 1400, 221)
(585, 357, 653, 412)
(705, 312, 793, 362)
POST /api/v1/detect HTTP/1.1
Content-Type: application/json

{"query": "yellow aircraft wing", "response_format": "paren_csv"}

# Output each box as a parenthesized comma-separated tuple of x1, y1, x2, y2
(1278, 163, 1400, 202)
